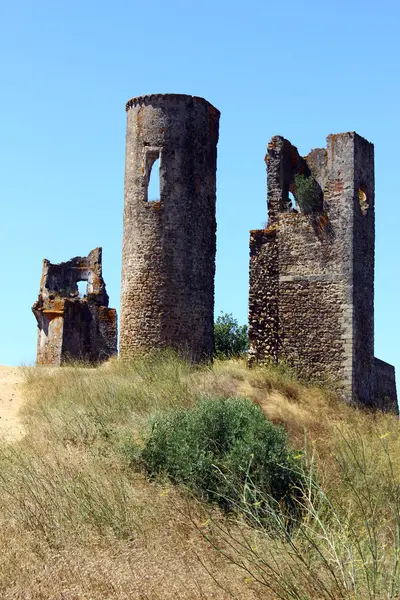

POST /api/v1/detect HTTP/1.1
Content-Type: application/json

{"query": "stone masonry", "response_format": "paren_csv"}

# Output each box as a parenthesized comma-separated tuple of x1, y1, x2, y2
(32, 248, 117, 365)
(120, 94, 220, 361)
(249, 132, 398, 411)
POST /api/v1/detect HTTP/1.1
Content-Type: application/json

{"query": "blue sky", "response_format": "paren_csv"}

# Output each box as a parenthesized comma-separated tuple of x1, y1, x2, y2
(1, 0, 399, 379)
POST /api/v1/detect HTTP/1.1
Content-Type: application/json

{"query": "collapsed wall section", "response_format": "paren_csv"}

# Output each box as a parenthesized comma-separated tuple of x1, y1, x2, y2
(249, 132, 397, 411)
(32, 248, 117, 365)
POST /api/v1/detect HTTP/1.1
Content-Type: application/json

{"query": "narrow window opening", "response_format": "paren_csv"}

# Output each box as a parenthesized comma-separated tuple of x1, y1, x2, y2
(359, 188, 369, 216)
(77, 281, 87, 298)
(145, 152, 161, 202)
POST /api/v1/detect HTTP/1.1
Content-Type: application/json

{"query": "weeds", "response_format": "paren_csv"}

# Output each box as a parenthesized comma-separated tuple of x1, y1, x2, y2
(191, 429, 400, 599)
(0, 352, 398, 598)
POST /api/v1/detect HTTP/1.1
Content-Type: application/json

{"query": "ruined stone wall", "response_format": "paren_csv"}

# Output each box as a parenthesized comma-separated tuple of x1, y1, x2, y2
(249, 229, 279, 364)
(351, 135, 375, 405)
(277, 213, 348, 386)
(374, 358, 398, 413)
(249, 132, 396, 410)
(249, 135, 355, 394)
(120, 94, 220, 361)
(35, 313, 64, 365)
(33, 248, 117, 365)
(61, 302, 117, 363)
(249, 210, 349, 389)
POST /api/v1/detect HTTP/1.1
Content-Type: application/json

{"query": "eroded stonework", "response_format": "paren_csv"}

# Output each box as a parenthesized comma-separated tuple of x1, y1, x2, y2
(32, 247, 117, 365)
(120, 94, 220, 361)
(249, 132, 397, 412)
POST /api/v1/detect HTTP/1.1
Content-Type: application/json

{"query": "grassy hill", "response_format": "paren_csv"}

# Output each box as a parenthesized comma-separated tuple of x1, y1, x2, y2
(0, 353, 399, 599)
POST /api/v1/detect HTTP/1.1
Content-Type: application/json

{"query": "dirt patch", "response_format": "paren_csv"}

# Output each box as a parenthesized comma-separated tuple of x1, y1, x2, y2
(0, 366, 25, 441)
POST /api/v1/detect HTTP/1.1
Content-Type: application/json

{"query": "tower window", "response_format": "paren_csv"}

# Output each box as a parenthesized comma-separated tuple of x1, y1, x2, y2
(148, 157, 160, 201)
(144, 148, 162, 202)
(77, 281, 87, 298)
(359, 188, 369, 216)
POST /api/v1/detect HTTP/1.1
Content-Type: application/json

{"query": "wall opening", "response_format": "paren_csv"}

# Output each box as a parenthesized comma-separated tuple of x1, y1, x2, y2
(293, 174, 323, 213)
(145, 150, 161, 202)
(359, 188, 369, 216)
(288, 191, 296, 210)
(77, 281, 87, 298)
(148, 158, 160, 201)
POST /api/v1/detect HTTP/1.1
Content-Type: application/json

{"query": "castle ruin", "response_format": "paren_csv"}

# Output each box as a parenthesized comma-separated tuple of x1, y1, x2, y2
(249, 132, 397, 411)
(31, 95, 397, 412)
(32, 247, 117, 365)
(119, 94, 220, 361)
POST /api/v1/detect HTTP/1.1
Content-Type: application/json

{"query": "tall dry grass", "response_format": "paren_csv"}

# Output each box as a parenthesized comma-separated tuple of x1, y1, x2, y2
(0, 352, 398, 598)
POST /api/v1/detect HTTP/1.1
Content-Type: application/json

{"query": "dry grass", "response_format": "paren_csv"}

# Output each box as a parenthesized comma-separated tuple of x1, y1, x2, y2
(0, 352, 399, 599)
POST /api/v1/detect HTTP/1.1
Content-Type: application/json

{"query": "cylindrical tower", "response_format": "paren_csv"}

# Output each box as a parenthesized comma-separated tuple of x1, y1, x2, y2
(120, 94, 220, 361)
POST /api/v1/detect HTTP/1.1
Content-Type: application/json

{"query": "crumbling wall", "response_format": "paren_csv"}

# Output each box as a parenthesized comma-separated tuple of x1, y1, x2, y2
(351, 136, 375, 404)
(32, 248, 117, 365)
(249, 132, 397, 411)
(374, 358, 398, 413)
(120, 94, 220, 361)
(249, 228, 279, 363)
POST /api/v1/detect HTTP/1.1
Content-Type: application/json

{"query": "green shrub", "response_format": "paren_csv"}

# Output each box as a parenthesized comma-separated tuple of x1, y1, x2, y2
(214, 312, 249, 359)
(141, 397, 302, 511)
(294, 173, 321, 213)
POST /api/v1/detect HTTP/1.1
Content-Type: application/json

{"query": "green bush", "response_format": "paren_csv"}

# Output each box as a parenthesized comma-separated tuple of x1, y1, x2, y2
(214, 312, 249, 359)
(294, 173, 321, 213)
(141, 397, 302, 511)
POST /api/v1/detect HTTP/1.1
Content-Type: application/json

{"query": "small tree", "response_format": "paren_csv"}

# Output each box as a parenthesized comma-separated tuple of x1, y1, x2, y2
(141, 396, 302, 511)
(214, 312, 249, 359)
(294, 173, 321, 213)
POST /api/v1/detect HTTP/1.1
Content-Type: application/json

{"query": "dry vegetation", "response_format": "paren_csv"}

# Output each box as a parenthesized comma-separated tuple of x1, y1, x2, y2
(0, 353, 399, 599)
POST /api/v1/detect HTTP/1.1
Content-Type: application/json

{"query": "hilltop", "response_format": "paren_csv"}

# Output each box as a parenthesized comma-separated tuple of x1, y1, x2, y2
(0, 355, 399, 599)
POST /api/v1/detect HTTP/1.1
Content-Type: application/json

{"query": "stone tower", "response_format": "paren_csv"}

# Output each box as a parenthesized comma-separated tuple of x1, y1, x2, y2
(249, 132, 397, 410)
(120, 94, 220, 361)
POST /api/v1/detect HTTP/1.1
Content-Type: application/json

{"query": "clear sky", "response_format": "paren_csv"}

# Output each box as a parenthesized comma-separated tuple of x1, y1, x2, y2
(1, 0, 399, 380)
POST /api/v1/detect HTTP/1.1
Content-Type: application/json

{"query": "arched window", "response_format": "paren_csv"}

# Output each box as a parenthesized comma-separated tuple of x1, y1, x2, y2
(144, 148, 162, 202)
(147, 157, 160, 201)
(358, 187, 369, 216)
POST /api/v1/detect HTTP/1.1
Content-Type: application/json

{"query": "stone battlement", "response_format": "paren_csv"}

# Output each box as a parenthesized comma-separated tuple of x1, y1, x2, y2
(125, 93, 220, 114)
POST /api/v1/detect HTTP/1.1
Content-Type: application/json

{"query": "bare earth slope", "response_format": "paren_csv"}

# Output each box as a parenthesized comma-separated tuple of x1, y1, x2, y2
(0, 366, 24, 441)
